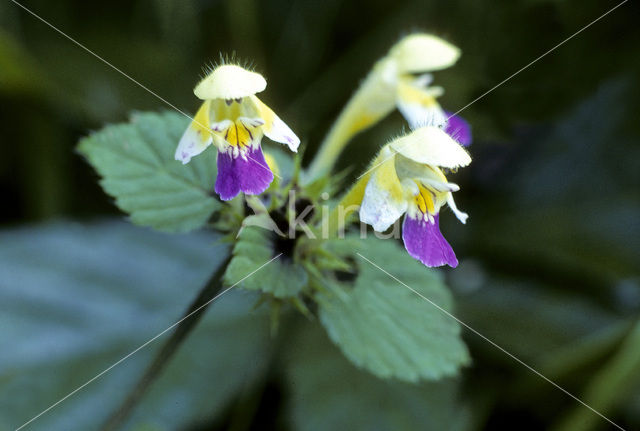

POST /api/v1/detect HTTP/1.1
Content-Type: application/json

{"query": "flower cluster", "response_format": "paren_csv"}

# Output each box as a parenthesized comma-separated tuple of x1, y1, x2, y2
(347, 35, 473, 267)
(174, 33, 472, 268)
(175, 64, 299, 201)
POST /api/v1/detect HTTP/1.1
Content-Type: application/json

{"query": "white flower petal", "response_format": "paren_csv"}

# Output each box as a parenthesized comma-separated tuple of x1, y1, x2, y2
(194, 65, 266, 100)
(390, 34, 461, 73)
(210, 119, 232, 132)
(360, 181, 408, 232)
(251, 96, 300, 152)
(396, 79, 446, 129)
(396, 158, 458, 195)
(413, 73, 434, 87)
(422, 178, 459, 193)
(175, 128, 212, 164)
(390, 126, 471, 169)
(397, 100, 447, 129)
(265, 116, 300, 151)
(447, 192, 468, 224)
(238, 116, 265, 128)
(174, 101, 213, 164)
(359, 151, 408, 232)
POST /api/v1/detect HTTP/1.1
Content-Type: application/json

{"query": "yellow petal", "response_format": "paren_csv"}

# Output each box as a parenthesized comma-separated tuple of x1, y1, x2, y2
(390, 126, 471, 169)
(194, 65, 266, 100)
(390, 33, 460, 73)
(250, 96, 300, 151)
(359, 147, 408, 231)
(396, 78, 446, 129)
(418, 183, 439, 213)
(174, 100, 213, 164)
(263, 151, 279, 175)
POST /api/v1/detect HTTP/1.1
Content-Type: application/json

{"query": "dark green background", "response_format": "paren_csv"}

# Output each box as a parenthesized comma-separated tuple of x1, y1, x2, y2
(1, 0, 639, 430)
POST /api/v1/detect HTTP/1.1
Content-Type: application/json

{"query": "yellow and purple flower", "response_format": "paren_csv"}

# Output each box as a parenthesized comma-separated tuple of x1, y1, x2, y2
(359, 127, 471, 267)
(175, 64, 299, 200)
(308, 33, 470, 178)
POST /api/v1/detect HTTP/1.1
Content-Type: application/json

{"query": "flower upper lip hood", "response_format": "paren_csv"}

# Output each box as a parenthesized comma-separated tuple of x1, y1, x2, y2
(389, 127, 471, 169)
(194, 65, 267, 100)
(388, 33, 461, 74)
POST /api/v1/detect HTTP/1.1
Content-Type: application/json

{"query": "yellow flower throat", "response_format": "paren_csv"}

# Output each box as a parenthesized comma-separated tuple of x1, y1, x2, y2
(414, 184, 435, 215)
(220, 120, 255, 148)
(212, 98, 262, 148)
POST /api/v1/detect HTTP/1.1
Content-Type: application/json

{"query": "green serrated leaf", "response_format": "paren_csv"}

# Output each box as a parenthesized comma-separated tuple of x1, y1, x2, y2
(283, 320, 469, 431)
(224, 226, 308, 298)
(78, 111, 221, 232)
(317, 235, 470, 382)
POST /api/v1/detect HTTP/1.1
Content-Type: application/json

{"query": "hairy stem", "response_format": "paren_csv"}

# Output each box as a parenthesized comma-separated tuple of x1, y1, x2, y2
(100, 255, 232, 431)
(321, 172, 370, 239)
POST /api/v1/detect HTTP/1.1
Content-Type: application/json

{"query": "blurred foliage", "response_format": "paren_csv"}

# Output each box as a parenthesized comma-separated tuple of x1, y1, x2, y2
(1, 0, 640, 430)
(0, 222, 270, 430)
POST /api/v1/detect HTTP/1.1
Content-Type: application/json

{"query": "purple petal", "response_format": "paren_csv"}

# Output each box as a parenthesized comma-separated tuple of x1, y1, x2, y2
(402, 213, 458, 268)
(215, 146, 274, 201)
(444, 112, 472, 146)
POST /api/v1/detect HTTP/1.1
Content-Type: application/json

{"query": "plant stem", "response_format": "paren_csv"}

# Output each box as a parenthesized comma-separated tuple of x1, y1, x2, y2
(306, 116, 355, 180)
(305, 61, 394, 181)
(100, 255, 232, 431)
(510, 320, 632, 396)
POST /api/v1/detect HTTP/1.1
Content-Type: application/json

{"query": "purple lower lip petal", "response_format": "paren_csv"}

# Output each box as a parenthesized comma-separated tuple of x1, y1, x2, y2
(402, 213, 458, 268)
(444, 112, 472, 146)
(215, 146, 274, 201)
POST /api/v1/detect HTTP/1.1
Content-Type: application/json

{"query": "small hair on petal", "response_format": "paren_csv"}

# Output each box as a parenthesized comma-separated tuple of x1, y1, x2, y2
(201, 53, 255, 77)
(443, 112, 473, 147)
(194, 64, 267, 100)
